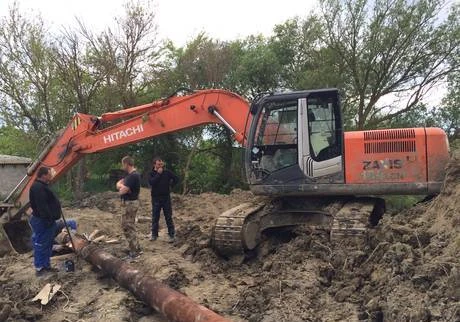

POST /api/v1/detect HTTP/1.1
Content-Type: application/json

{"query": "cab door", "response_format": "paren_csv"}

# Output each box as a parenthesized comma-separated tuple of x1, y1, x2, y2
(298, 91, 343, 179)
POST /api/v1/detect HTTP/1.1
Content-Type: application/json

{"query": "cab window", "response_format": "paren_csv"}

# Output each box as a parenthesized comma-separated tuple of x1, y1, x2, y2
(252, 101, 298, 173)
(307, 95, 341, 162)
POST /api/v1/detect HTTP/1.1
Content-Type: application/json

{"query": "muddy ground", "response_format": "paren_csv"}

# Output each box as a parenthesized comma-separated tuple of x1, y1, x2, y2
(0, 155, 459, 322)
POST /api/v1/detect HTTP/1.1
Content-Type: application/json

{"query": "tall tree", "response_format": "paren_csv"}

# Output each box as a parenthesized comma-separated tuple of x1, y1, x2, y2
(156, 34, 244, 192)
(80, 0, 161, 109)
(156, 34, 240, 92)
(71, 0, 163, 195)
(271, 17, 339, 91)
(228, 35, 281, 98)
(0, 4, 61, 134)
(52, 29, 107, 198)
(320, 0, 460, 129)
(440, 75, 460, 141)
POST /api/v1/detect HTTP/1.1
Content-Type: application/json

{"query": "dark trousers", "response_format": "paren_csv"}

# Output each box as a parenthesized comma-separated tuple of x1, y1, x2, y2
(151, 195, 175, 237)
(30, 215, 57, 270)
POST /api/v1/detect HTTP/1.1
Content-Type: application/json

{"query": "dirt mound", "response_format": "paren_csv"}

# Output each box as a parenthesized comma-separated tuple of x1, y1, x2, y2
(74, 191, 120, 212)
(0, 157, 458, 322)
(359, 154, 460, 321)
(171, 156, 460, 321)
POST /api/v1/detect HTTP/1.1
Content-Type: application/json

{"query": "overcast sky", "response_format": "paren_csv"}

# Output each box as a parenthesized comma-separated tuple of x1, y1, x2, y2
(0, 0, 452, 106)
(0, 0, 318, 46)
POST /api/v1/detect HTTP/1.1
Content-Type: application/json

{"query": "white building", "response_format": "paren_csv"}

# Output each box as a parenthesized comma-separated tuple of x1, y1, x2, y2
(0, 155, 31, 199)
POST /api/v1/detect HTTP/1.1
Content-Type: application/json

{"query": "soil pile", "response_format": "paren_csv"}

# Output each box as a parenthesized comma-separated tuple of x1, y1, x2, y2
(0, 157, 458, 321)
(173, 155, 460, 321)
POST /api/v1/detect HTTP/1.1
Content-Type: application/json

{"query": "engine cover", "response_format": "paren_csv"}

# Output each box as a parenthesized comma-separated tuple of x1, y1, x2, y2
(344, 127, 449, 185)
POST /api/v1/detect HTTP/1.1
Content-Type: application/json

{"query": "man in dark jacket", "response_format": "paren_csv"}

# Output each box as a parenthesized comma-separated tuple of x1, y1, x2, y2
(29, 166, 62, 276)
(149, 157, 179, 242)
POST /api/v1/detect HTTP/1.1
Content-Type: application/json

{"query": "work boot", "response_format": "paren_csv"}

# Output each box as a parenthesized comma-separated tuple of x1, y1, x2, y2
(125, 250, 143, 261)
(168, 236, 175, 243)
(44, 267, 59, 273)
(36, 270, 52, 278)
(35, 267, 58, 278)
(149, 235, 158, 241)
(35, 268, 46, 277)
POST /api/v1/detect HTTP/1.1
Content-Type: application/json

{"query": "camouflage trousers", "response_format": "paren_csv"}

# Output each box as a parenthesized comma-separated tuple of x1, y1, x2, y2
(121, 199, 140, 253)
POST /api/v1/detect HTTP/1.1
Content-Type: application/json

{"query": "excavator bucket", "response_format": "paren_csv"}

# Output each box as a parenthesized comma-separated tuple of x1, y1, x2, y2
(0, 220, 32, 256)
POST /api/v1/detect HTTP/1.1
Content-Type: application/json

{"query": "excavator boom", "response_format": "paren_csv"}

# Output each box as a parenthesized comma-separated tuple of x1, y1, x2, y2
(1, 89, 251, 221)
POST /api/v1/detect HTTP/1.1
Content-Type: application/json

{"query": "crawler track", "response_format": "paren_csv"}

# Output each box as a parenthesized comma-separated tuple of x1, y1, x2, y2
(213, 202, 265, 255)
(212, 197, 384, 256)
(330, 198, 376, 248)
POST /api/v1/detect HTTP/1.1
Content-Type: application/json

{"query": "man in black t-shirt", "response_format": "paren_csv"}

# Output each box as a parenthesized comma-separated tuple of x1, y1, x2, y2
(116, 156, 141, 257)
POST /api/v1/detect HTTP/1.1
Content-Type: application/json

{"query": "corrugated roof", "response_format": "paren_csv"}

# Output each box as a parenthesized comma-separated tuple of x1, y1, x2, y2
(0, 154, 31, 165)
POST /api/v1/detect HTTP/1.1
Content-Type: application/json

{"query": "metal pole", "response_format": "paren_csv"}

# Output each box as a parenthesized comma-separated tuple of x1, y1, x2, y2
(3, 175, 28, 203)
(209, 108, 237, 134)
(72, 236, 232, 322)
(60, 210, 76, 252)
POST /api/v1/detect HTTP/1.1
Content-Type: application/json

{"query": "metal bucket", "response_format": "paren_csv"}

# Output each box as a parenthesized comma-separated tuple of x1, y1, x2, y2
(0, 220, 32, 256)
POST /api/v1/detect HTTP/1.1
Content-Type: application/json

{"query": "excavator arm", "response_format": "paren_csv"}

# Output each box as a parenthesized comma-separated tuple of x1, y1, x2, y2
(2, 89, 251, 220)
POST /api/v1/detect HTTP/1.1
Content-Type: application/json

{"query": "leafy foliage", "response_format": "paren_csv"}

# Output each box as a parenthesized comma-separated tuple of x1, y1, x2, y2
(0, 0, 458, 198)
(0, 126, 37, 157)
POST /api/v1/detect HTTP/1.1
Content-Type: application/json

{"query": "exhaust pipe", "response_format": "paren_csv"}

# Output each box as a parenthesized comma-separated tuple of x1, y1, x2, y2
(73, 236, 232, 322)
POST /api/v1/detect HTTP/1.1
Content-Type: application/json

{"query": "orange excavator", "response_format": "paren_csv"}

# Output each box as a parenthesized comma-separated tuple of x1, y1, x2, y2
(0, 88, 450, 256)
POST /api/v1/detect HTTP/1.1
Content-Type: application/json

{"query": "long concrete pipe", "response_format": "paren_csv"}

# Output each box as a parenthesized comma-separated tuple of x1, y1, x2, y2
(72, 237, 232, 322)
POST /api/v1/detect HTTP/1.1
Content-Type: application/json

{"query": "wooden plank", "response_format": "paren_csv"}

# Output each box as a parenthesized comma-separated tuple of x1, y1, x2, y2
(32, 283, 61, 305)
(91, 235, 106, 243)
(104, 239, 120, 244)
(88, 229, 101, 241)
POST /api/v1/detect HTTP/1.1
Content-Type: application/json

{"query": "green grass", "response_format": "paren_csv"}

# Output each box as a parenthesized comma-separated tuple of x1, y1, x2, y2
(384, 195, 425, 213)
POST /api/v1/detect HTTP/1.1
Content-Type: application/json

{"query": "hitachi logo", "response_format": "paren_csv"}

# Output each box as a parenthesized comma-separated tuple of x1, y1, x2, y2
(103, 124, 144, 144)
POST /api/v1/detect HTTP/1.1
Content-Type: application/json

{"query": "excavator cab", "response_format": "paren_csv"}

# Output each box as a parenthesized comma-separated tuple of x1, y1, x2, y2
(245, 88, 344, 191)
(214, 88, 386, 255)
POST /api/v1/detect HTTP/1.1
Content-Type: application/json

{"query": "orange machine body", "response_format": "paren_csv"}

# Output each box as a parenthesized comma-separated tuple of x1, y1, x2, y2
(344, 127, 449, 185)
